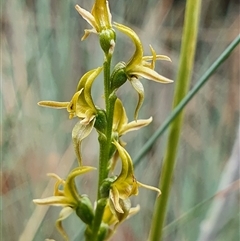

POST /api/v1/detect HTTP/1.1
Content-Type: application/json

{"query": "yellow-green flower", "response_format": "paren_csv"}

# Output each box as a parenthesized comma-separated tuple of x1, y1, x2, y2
(114, 22, 173, 119)
(75, 0, 112, 40)
(38, 67, 102, 165)
(110, 98, 152, 171)
(110, 140, 161, 214)
(102, 199, 140, 238)
(33, 166, 95, 241)
(112, 98, 152, 140)
(38, 67, 102, 123)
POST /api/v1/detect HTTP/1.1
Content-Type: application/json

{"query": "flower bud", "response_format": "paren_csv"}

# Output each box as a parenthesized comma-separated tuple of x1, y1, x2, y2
(110, 62, 127, 91)
(99, 29, 116, 55)
(76, 195, 94, 225)
(108, 141, 117, 160)
(114, 198, 131, 222)
(100, 177, 116, 198)
(84, 226, 92, 241)
(94, 109, 107, 133)
(97, 223, 110, 241)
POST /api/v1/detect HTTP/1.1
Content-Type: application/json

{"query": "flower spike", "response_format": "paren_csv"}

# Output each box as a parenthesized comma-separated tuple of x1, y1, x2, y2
(34, 0, 173, 239)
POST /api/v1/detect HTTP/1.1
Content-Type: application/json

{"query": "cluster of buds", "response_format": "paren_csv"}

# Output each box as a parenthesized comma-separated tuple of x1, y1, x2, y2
(33, 0, 172, 240)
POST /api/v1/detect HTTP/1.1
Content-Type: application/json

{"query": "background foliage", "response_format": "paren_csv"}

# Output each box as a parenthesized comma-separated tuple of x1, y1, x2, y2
(1, 0, 239, 240)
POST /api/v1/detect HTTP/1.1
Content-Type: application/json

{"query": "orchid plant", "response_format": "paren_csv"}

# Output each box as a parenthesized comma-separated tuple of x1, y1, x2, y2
(33, 0, 172, 240)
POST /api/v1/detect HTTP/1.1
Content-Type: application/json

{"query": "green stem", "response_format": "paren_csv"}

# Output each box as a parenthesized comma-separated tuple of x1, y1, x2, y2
(104, 56, 111, 112)
(91, 55, 117, 240)
(97, 135, 108, 198)
(91, 198, 107, 241)
(98, 55, 116, 190)
(148, 0, 201, 241)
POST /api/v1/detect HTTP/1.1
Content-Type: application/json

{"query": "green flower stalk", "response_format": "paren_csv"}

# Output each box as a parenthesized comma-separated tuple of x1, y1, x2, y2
(33, 0, 172, 240)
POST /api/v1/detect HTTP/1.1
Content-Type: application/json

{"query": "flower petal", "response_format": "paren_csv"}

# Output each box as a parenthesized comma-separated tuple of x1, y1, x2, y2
(77, 68, 99, 92)
(84, 67, 103, 110)
(113, 99, 128, 132)
(130, 65, 173, 83)
(75, 5, 99, 32)
(113, 198, 131, 223)
(137, 181, 161, 197)
(75, 67, 102, 120)
(149, 45, 156, 69)
(38, 101, 69, 109)
(142, 45, 171, 69)
(75, 89, 94, 120)
(47, 173, 65, 196)
(143, 55, 172, 62)
(65, 166, 96, 193)
(109, 187, 124, 213)
(67, 90, 83, 119)
(81, 29, 97, 41)
(102, 201, 118, 226)
(33, 196, 72, 206)
(56, 206, 74, 241)
(120, 117, 153, 135)
(92, 0, 112, 29)
(72, 120, 96, 166)
(64, 166, 96, 203)
(130, 77, 144, 120)
(112, 140, 129, 183)
(113, 22, 143, 69)
(127, 204, 140, 220)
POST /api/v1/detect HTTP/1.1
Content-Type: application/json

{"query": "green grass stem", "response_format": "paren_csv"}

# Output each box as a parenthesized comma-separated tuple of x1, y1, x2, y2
(148, 0, 202, 240)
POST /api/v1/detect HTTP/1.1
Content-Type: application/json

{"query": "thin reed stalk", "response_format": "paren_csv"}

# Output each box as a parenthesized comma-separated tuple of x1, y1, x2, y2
(148, 0, 202, 240)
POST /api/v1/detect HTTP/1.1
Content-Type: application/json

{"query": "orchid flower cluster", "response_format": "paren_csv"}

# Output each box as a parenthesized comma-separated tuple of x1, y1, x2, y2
(33, 0, 172, 240)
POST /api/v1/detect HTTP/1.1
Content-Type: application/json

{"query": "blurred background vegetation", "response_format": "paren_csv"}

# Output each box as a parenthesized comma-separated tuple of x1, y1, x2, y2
(1, 0, 239, 240)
